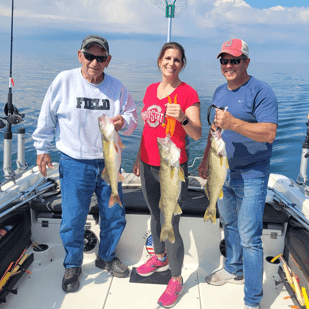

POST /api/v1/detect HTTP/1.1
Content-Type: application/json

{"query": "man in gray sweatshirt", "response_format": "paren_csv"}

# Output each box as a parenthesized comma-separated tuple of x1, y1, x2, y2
(32, 35, 137, 293)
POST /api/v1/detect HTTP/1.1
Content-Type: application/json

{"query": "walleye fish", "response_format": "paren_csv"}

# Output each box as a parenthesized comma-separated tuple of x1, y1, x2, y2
(98, 115, 125, 207)
(157, 134, 185, 243)
(204, 129, 229, 223)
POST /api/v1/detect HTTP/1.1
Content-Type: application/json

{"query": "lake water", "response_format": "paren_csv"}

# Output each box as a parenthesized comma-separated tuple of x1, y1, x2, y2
(1, 54, 309, 182)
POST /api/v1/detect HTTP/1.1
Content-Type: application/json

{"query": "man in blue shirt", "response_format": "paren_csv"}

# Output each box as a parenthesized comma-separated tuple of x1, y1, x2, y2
(198, 38, 278, 309)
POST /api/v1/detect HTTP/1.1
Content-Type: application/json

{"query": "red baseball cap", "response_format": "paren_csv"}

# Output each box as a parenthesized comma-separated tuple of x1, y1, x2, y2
(217, 39, 249, 59)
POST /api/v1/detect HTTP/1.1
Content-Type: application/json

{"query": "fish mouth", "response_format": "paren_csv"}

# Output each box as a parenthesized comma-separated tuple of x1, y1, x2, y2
(157, 135, 181, 167)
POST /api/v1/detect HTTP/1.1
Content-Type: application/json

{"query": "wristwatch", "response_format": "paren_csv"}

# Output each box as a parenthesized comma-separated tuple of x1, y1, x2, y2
(181, 118, 189, 126)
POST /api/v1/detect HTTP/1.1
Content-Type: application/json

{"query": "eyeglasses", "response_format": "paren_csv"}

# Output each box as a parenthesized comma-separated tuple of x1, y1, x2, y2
(82, 51, 108, 63)
(220, 58, 242, 65)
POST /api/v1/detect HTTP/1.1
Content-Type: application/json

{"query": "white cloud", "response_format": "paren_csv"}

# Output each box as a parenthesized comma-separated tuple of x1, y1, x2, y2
(1, 0, 309, 44)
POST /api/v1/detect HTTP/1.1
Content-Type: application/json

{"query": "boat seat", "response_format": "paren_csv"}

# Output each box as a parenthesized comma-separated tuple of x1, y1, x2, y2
(263, 202, 289, 225)
(122, 187, 209, 217)
(30, 191, 99, 214)
(30, 187, 208, 217)
(30, 186, 289, 224)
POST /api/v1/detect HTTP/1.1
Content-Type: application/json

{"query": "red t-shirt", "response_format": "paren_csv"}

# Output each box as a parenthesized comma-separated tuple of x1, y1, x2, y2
(140, 82, 199, 166)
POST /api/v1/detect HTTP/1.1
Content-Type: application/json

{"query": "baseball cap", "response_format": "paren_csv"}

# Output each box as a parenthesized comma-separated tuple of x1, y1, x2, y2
(81, 35, 109, 55)
(217, 39, 249, 59)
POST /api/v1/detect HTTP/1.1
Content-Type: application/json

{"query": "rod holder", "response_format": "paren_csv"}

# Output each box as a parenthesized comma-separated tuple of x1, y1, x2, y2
(16, 127, 28, 171)
(296, 149, 309, 185)
(3, 131, 15, 178)
(296, 114, 309, 185)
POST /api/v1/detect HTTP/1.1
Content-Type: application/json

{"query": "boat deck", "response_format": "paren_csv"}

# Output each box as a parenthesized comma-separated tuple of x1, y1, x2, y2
(0, 168, 301, 308)
(3, 213, 293, 309)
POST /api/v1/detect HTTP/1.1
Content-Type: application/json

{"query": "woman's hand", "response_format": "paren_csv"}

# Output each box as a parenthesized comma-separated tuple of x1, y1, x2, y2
(198, 159, 209, 180)
(133, 158, 140, 177)
(166, 103, 186, 123)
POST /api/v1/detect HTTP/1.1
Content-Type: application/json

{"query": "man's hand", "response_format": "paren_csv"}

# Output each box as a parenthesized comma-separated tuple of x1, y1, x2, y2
(214, 108, 234, 130)
(111, 115, 125, 132)
(198, 160, 209, 180)
(37, 154, 54, 177)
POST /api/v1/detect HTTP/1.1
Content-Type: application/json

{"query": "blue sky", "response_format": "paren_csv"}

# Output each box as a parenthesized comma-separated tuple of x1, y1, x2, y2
(245, 0, 308, 8)
(1, 0, 309, 63)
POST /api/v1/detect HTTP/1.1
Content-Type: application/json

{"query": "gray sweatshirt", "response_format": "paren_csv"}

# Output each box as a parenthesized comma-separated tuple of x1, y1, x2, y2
(32, 68, 137, 159)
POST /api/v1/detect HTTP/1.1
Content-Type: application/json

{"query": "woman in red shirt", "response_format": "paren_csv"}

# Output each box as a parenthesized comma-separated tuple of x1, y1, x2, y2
(133, 42, 202, 308)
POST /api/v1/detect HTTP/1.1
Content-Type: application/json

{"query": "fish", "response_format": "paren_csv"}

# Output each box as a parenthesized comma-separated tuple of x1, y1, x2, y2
(98, 115, 125, 207)
(204, 129, 229, 223)
(157, 134, 186, 243)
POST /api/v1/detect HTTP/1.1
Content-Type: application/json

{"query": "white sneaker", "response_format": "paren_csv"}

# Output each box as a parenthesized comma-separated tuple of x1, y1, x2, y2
(205, 268, 244, 286)
(244, 305, 260, 309)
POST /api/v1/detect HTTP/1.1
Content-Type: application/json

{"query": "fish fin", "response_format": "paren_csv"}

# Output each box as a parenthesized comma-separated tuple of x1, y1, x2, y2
(118, 135, 125, 149)
(219, 189, 224, 199)
(170, 167, 175, 179)
(109, 194, 123, 208)
(160, 226, 175, 244)
(179, 168, 185, 182)
(203, 207, 216, 224)
(174, 203, 182, 216)
(118, 173, 125, 182)
(101, 169, 110, 185)
(204, 183, 210, 200)
(114, 143, 119, 154)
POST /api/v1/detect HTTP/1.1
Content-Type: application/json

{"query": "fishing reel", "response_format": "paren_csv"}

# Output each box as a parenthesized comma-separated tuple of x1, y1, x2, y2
(0, 104, 24, 129)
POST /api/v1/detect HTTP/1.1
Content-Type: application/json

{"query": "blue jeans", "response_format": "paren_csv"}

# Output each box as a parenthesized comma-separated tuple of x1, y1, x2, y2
(59, 153, 126, 268)
(217, 174, 269, 307)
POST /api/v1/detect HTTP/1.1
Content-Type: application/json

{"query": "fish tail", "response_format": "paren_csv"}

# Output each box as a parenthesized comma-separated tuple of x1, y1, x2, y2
(160, 226, 176, 244)
(109, 194, 123, 208)
(203, 206, 216, 224)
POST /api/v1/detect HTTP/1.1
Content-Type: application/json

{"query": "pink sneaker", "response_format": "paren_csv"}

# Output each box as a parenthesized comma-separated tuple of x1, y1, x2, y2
(157, 278, 183, 308)
(136, 255, 169, 276)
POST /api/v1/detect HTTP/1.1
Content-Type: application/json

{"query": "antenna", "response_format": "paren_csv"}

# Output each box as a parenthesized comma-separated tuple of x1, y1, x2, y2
(151, 0, 188, 42)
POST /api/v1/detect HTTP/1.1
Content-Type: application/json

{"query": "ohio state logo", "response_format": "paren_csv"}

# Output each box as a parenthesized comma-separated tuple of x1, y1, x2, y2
(141, 105, 164, 128)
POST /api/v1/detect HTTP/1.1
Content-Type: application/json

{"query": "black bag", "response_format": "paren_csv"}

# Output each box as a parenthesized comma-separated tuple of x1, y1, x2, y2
(283, 217, 309, 307)
(0, 204, 32, 278)
(0, 204, 32, 305)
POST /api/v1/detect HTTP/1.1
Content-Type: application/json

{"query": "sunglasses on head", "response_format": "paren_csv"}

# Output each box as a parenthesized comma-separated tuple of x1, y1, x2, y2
(82, 51, 108, 63)
(220, 58, 242, 65)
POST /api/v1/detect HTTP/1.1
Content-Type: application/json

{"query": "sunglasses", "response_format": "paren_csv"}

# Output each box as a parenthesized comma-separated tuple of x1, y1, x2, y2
(83, 51, 108, 63)
(220, 58, 242, 65)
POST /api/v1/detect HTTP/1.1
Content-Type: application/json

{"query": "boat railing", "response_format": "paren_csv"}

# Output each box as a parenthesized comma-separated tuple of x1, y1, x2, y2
(268, 186, 309, 231)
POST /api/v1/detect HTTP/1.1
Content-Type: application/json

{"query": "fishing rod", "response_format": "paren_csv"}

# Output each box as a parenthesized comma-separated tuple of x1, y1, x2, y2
(1, 0, 27, 179)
